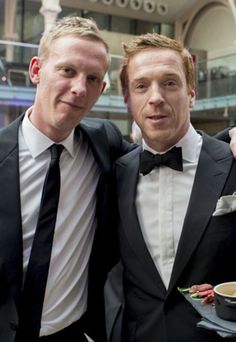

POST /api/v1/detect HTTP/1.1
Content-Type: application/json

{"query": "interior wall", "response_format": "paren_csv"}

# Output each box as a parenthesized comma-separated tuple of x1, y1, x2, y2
(187, 5, 236, 57)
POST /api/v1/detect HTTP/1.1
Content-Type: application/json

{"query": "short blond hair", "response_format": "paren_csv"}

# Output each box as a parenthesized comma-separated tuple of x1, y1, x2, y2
(120, 33, 195, 99)
(38, 16, 109, 62)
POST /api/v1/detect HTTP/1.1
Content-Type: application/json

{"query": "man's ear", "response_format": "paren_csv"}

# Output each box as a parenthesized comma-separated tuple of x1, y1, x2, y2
(125, 95, 132, 113)
(101, 80, 106, 94)
(29, 57, 41, 85)
(189, 89, 196, 108)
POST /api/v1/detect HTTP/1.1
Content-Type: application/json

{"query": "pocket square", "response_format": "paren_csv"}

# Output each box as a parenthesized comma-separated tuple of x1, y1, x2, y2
(212, 192, 236, 216)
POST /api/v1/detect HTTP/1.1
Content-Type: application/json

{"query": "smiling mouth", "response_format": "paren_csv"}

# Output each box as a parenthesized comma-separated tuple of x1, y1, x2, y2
(148, 114, 167, 121)
(61, 100, 84, 109)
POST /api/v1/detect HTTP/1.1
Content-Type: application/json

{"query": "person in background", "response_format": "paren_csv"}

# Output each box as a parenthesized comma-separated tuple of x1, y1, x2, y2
(113, 32, 236, 341)
(130, 121, 142, 144)
(0, 16, 133, 342)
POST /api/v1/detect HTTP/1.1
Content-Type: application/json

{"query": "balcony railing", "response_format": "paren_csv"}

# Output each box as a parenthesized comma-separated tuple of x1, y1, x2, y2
(1, 40, 236, 113)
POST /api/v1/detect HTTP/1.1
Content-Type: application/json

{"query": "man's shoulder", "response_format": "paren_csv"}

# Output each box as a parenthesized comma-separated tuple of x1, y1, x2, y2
(79, 117, 122, 146)
(0, 114, 23, 149)
(201, 131, 232, 159)
(0, 114, 23, 135)
(81, 117, 115, 130)
(0, 115, 22, 162)
(80, 117, 135, 160)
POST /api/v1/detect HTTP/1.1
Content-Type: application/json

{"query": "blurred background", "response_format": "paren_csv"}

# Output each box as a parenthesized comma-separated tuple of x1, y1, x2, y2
(1, 0, 236, 140)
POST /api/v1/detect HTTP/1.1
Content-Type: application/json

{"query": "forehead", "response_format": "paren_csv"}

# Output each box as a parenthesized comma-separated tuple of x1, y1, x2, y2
(128, 48, 185, 78)
(48, 34, 109, 69)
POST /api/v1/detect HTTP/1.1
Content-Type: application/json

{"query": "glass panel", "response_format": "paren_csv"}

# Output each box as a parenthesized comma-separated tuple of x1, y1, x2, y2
(0, 0, 4, 39)
(0, 58, 9, 86)
(197, 54, 236, 99)
(135, 20, 160, 35)
(83, 11, 109, 31)
(58, 7, 82, 18)
(111, 15, 133, 34)
(0, 41, 37, 87)
(108, 55, 123, 96)
(21, 1, 44, 44)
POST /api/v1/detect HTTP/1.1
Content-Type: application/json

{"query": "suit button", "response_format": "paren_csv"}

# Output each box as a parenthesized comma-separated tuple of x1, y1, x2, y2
(10, 322, 18, 331)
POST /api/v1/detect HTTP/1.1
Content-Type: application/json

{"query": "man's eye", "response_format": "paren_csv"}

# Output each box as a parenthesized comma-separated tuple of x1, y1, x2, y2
(59, 68, 74, 76)
(164, 80, 178, 87)
(135, 83, 146, 91)
(88, 75, 101, 84)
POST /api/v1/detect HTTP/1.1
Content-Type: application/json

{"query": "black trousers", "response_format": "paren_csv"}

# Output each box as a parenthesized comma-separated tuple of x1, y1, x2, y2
(39, 320, 88, 342)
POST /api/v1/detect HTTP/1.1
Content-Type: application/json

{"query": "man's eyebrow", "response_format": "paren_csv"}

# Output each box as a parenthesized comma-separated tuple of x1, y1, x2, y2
(130, 76, 148, 83)
(161, 71, 180, 77)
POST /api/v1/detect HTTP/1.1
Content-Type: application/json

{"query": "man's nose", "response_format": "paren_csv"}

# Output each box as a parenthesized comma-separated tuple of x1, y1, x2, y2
(71, 76, 87, 97)
(148, 83, 164, 106)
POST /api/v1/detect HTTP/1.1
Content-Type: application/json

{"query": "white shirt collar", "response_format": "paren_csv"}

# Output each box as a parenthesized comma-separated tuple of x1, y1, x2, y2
(143, 124, 202, 163)
(176, 124, 202, 163)
(22, 107, 75, 158)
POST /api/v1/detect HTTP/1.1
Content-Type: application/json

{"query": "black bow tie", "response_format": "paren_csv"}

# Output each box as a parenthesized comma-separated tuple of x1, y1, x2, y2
(139, 147, 183, 175)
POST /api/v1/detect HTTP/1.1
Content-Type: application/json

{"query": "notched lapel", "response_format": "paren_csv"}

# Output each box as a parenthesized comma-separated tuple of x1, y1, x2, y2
(168, 134, 233, 294)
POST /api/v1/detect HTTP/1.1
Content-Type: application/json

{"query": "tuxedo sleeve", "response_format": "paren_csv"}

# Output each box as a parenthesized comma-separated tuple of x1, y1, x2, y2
(104, 120, 136, 161)
(214, 127, 231, 143)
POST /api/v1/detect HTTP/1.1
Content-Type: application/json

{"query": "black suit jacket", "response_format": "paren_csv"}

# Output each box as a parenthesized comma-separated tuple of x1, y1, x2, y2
(0, 114, 131, 342)
(114, 132, 236, 342)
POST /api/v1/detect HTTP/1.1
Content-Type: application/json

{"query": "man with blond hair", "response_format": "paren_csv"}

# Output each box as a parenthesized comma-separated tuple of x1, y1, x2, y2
(0, 16, 131, 342)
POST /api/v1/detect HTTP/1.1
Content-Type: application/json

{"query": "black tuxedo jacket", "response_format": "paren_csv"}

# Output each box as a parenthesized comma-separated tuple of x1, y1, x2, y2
(114, 132, 236, 342)
(0, 114, 131, 342)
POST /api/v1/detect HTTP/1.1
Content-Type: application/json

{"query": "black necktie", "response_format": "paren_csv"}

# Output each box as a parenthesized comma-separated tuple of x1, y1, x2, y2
(139, 146, 183, 175)
(17, 144, 63, 341)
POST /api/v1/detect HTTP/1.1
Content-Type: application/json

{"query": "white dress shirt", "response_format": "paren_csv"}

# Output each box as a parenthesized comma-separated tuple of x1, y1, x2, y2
(136, 124, 202, 288)
(19, 108, 100, 336)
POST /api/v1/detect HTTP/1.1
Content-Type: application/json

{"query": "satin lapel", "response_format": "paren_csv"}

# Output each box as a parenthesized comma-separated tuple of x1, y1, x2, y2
(168, 134, 233, 294)
(0, 116, 23, 302)
(79, 119, 110, 173)
(116, 148, 166, 294)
